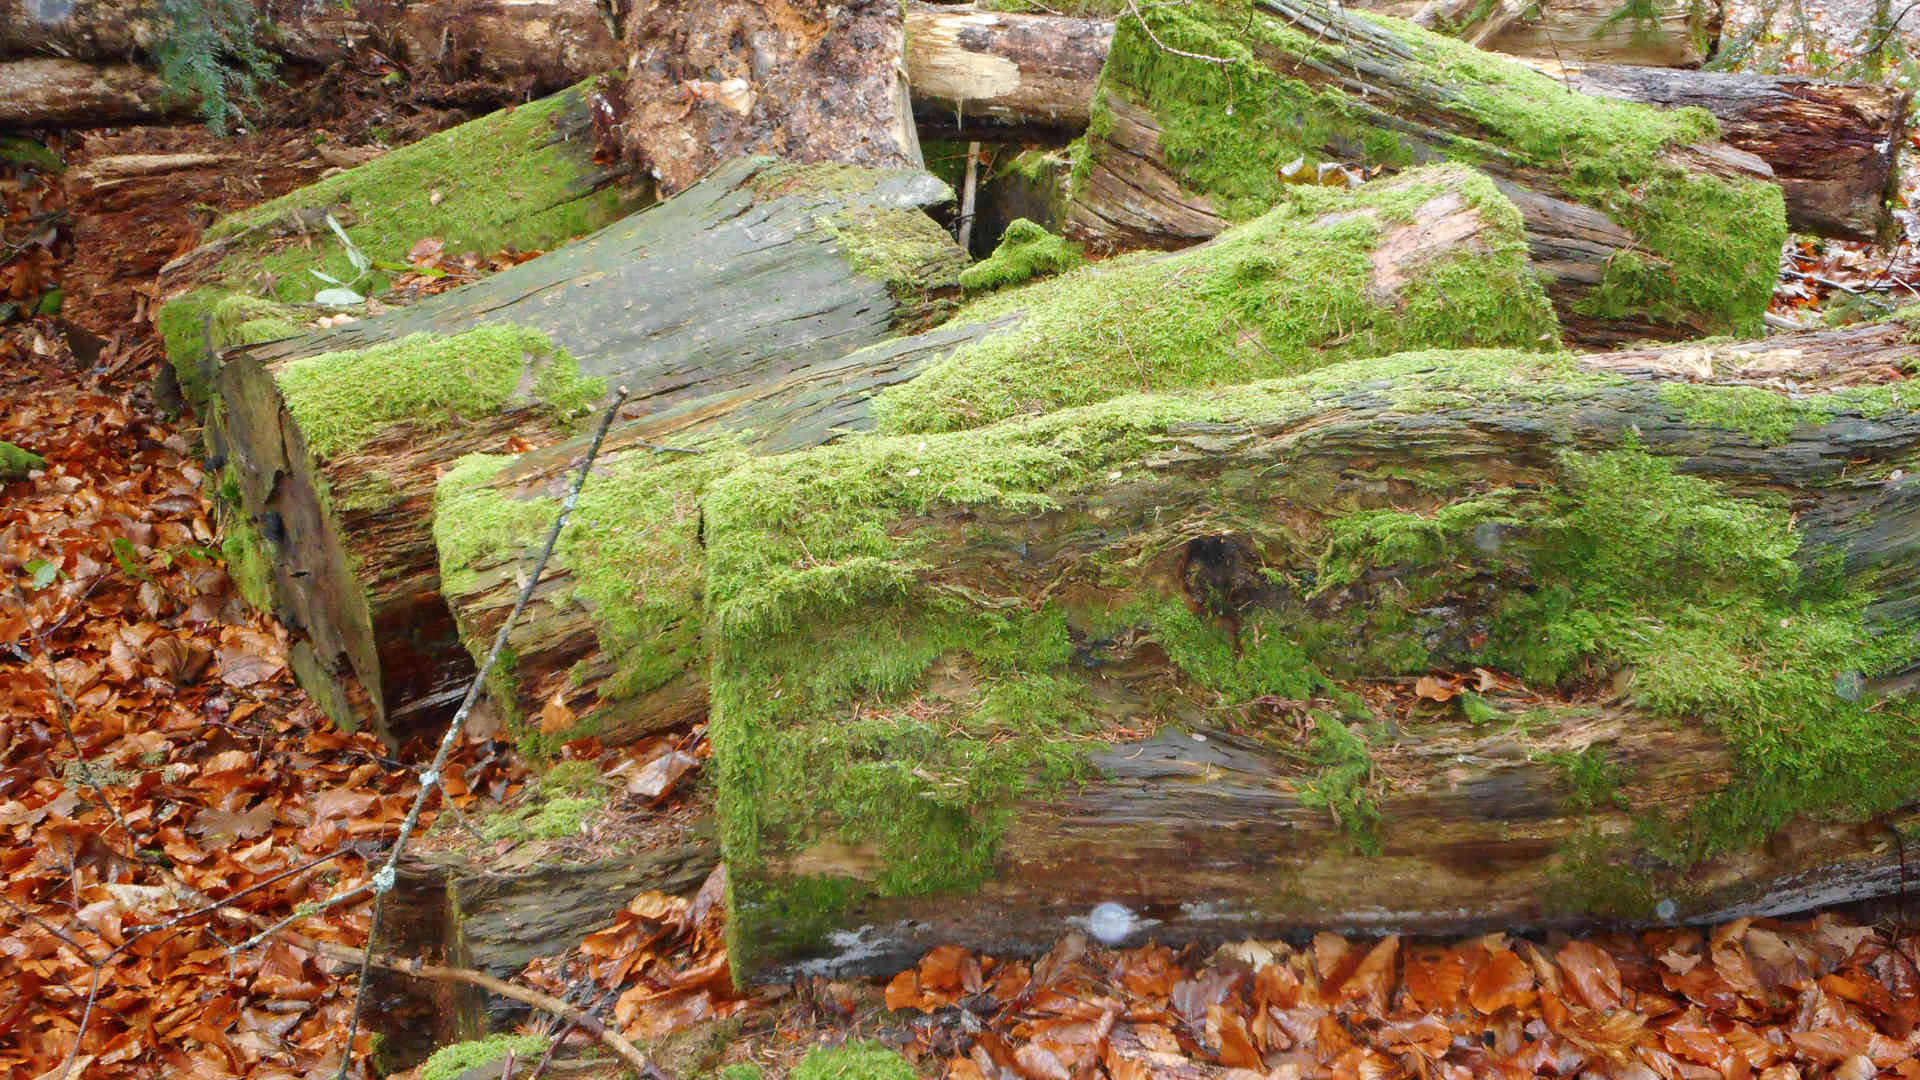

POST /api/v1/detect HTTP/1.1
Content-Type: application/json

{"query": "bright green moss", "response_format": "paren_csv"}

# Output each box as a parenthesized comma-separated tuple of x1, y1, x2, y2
(480, 794, 602, 841)
(719, 1066, 765, 1080)
(822, 205, 971, 301)
(420, 1035, 551, 1080)
(1296, 716, 1381, 855)
(1659, 382, 1837, 444)
(0, 135, 62, 172)
(0, 441, 45, 479)
(217, 464, 274, 611)
(275, 325, 602, 458)
(1545, 833, 1658, 919)
(793, 1042, 918, 1080)
(958, 218, 1083, 293)
(875, 165, 1560, 433)
(201, 82, 640, 304)
(1090, 0, 1783, 335)
(1546, 745, 1628, 811)
(155, 289, 309, 413)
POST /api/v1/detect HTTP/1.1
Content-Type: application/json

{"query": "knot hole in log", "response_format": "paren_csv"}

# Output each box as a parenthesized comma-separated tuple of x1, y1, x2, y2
(1179, 535, 1271, 644)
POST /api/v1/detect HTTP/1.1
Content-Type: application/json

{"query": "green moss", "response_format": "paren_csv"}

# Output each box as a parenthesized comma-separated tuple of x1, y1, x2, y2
(918, 140, 972, 194)
(1659, 382, 1836, 444)
(480, 794, 602, 841)
(822, 205, 971, 301)
(0, 441, 45, 479)
(218, 465, 275, 612)
(275, 324, 602, 458)
(1091, 0, 1783, 335)
(155, 289, 308, 414)
(200, 81, 640, 304)
(1546, 745, 1627, 811)
(420, 1035, 551, 1080)
(958, 218, 1083, 293)
(0, 135, 62, 172)
(719, 1066, 765, 1080)
(1296, 716, 1381, 854)
(1545, 833, 1657, 919)
(792, 1043, 918, 1080)
(875, 165, 1561, 433)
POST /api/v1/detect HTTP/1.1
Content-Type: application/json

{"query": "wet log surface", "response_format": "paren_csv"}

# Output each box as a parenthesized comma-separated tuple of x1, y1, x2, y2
(217, 157, 963, 742)
(712, 342, 1920, 982)
(1358, 0, 1723, 67)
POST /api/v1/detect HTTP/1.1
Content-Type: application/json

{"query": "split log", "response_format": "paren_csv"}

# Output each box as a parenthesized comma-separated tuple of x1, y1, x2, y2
(1530, 61, 1911, 242)
(901, 5, 1900, 242)
(619, 0, 919, 195)
(1359, 0, 1723, 68)
(699, 343, 1920, 981)
(0, 58, 187, 129)
(1064, 0, 1784, 343)
(212, 156, 964, 743)
(432, 165, 1563, 749)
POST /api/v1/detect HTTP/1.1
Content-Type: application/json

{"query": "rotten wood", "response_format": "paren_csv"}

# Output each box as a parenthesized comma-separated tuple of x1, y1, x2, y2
(0, 58, 187, 130)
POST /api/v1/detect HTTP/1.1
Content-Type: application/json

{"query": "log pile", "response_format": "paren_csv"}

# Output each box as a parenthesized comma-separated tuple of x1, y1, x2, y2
(126, 0, 1920, 1001)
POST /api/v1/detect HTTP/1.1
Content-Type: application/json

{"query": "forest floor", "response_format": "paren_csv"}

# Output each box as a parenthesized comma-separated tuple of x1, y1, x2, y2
(7, 6, 1920, 1080)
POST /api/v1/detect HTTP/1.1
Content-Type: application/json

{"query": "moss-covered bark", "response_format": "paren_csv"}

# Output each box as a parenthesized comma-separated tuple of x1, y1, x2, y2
(433, 165, 1557, 751)
(702, 347, 1920, 981)
(1066, 0, 1785, 343)
(222, 157, 965, 742)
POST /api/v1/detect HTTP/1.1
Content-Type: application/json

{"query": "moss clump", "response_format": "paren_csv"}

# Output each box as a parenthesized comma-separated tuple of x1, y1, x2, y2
(822, 205, 971, 302)
(154, 289, 307, 413)
(958, 219, 1083, 293)
(1547, 746, 1627, 811)
(1659, 382, 1835, 444)
(199, 81, 641, 304)
(1091, 0, 1783, 335)
(275, 325, 603, 459)
(217, 464, 275, 611)
(419, 1035, 551, 1080)
(719, 1066, 765, 1080)
(793, 1042, 918, 1080)
(0, 441, 45, 479)
(1545, 833, 1658, 919)
(875, 165, 1561, 433)
(480, 794, 602, 841)
(0, 135, 62, 172)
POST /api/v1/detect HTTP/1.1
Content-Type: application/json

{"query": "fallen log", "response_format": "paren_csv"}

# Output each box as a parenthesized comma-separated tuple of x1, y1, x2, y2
(1530, 61, 1911, 242)
(0, 58, 188, 129)
(433, 165, 1562, 750)
(213, 156, 965, 743)
(1360, 0, 1723, 68)
(698, 343, 1920, 981)
(901, 5, 1899, 243)
(1065, 0, 1784, 344)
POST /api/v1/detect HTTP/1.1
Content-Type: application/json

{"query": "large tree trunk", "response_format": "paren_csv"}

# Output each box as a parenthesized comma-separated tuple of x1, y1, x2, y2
(431, 165, 1565, 750)
(618, 0, 920, 195)
(212, 156, 964, 744)
(0, 58, 188, 129)
(1064, 0, 1785, 344)
(901, 5, 1903, 243)
(699, 341, 1920, 982)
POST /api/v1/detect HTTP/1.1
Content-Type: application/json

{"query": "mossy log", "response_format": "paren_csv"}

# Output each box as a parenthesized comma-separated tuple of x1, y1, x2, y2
(1065, 0, 1784, 344)
(155, 78, 645, 415)
(434, 165, 1562, 751)
(702, 341, 1920, 982)
(1362, 0, 1722, 67)
(902, 4, 1901, 243)
(214, 157, 964, 742)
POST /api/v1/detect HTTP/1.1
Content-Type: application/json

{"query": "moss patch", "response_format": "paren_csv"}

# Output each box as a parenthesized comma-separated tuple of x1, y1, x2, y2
(0, 441, 45, 479)
(419, 1035, 550, 1080)
(1090, 0, 1783, 335)
(793, 1043, 918, 1080)
(275, 324, 602, 459)
(875, 165, 1561, 433)
(198, 81, 640, 304)
(959, 218, 1083, 293)
(154, 288, 307, 414)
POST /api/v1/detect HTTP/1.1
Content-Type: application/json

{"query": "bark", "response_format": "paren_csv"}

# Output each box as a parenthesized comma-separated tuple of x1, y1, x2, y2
(214, 156, 963, 744)
(901, 5, 1902, 242)
(1362, 0, 1724, 67)
(1533, 60, 1911, 241)
(618, 0, 919, 195)
(0, 0, 150, 58)
(0, 58, 188, 129)
(710, 341, 1920, 981)
(433, 166, 1562, 749)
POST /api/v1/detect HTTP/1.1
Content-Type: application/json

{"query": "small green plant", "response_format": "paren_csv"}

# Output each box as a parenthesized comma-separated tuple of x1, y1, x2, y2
(1296, 716, 1381, 854)
(151, 0, 280, 133)
(1546, 745, 1628, 811)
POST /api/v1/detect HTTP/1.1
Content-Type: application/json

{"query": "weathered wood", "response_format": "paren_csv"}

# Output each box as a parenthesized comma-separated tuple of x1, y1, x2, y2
(1530, 61, 1910, 241)
(1361, 0, 1723, 67)
(0, 0, 149, 59)
(619, 0, 919, 195)
(905, 3, 1113, 136)
(0, 58, 187, 129)
(702, 342, 1920, 981)
(902, 5, 1899, 242)
(1064, 0, 1784, 343)
(433, 166, 1564, 749)
(215, 157, 964, 743)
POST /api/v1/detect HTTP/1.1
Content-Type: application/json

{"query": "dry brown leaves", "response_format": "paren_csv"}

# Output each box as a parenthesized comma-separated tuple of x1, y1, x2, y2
(0, 335, 511, 1080)
(875, 917, 1920, 1080)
